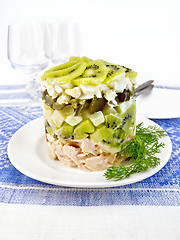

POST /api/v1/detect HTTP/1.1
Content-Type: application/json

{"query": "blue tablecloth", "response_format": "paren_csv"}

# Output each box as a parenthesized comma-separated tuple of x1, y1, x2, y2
(0, 85, 179, 206)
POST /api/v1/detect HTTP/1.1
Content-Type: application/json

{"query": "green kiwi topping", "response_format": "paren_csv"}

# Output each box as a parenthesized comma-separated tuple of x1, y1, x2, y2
(70, 56, 91, 63)
(81, 56, 92, 63)
(42, 60, 78, 79)
(42, 62, 82, 79)
(73, 60, 108, 85)
(103, 63, 125, 84)
(44, 61, 87, 84)
(121, 66, 137, 78)
(41, 56, 137, 86)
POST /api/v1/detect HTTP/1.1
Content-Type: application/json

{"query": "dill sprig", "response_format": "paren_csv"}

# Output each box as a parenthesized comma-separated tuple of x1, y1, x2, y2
(104, 122, 167, 181)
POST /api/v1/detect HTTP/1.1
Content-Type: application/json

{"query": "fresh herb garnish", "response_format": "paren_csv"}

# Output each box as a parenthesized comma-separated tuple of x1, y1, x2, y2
(104, 122, 167, 181)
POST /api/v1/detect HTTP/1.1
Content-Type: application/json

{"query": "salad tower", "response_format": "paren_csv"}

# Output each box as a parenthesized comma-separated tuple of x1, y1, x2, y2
(41, 56, 137, 171)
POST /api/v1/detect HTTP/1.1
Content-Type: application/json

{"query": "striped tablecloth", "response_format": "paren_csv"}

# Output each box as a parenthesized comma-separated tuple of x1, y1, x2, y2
(0, 84, 180, 240)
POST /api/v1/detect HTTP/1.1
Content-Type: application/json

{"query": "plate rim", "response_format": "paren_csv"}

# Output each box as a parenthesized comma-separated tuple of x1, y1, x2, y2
(7, 116, 172, 188)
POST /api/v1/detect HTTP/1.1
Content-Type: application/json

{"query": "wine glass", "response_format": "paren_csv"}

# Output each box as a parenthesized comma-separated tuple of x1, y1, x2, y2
(7, 22, 51, 107)
(49, 22, 82, 64)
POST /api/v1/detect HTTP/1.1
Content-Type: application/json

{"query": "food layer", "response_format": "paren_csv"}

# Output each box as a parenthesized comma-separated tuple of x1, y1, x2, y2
(41, 57, 137, 171)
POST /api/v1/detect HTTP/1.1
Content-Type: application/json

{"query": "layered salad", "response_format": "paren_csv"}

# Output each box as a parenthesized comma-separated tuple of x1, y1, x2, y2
(41, 56, 137, 171)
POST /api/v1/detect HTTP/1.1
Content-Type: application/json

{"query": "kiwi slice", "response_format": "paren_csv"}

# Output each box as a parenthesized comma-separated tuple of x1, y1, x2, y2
(69, 56, 91, 63)
(90, 129, 103, 143)
(109, 138, 122, 148)
(89, 97, 106, 114)
(43, 62, 81, 79)
(105, 114, 122, 129)
(113, 128, 126, 140)
(120, 104, 136, 132)
(74, 119, 95, 139)
(42, 60, 78, 79)
(69, 56, 84, 62)
(103, 63, 125, 84)
(122, 115, 133, 133)
(103, 127, 125, 148)
(90, 127, 113, 144)
(73, 60, 108, 85)
(99, 127, 113, 142)
(90, 126, 122, 148)
(45, 62, 88, 84)
(90, 124, 127, 148)
(82, 56, 92, 63)
(121, 66, 137, 78)
(57, 123, 74, 141)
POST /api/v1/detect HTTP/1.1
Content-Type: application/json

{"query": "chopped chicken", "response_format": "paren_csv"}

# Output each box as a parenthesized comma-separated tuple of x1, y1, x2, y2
(62, 145, 81, 161)
(46, 135, 118, 171)
(81, 139, 96, 155)
(46, 133, 55, 143)
(82, 155, 114, 171)
(58, 157, 77, 167)
(47, 142, 57, 160)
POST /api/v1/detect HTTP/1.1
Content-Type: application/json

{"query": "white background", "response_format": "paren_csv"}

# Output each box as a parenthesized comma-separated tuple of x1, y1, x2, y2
(0, 0, 180, 86)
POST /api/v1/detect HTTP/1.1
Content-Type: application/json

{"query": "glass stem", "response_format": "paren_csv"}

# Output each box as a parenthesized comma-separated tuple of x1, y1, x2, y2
(26, 74, 41, 104)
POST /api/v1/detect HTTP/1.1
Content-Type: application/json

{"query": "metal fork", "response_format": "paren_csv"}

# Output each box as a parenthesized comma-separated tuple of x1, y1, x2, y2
(135, 80, 154, 97)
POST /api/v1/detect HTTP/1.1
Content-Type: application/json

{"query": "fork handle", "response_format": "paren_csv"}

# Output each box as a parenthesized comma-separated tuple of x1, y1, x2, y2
(135, 84, 154, 97)
(135, 80, 154, 92)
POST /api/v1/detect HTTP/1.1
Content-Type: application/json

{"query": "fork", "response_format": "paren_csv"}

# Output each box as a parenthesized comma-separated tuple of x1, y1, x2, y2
(135, 80, 154, 97)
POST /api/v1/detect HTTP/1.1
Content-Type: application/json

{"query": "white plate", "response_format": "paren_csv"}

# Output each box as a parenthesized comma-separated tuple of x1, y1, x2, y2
(136, 87, 180, 119)
(8, 116, 172, 188)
